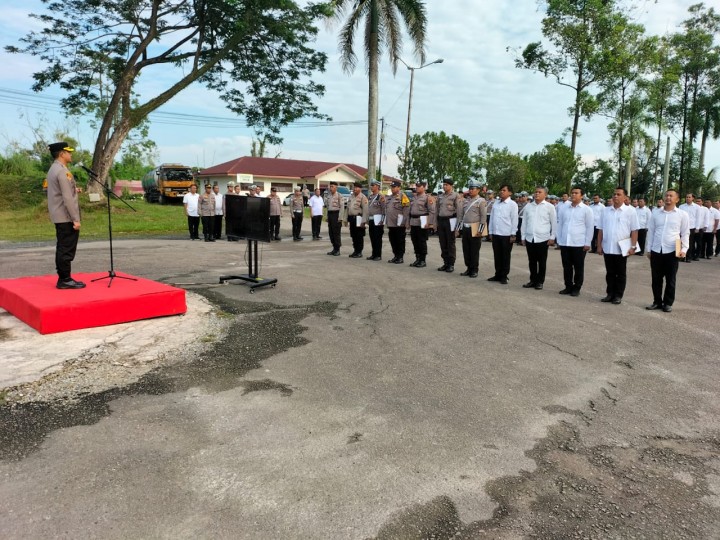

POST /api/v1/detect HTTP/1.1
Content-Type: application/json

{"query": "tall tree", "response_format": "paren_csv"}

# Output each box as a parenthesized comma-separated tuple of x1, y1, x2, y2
(330, 0, 427, 184)
(7, 0, 329, 194)
(398, 131, 472, 190)
(473, 144, 532, 193)
(513, 0, 623, 190)
(526, 139, 580, 195)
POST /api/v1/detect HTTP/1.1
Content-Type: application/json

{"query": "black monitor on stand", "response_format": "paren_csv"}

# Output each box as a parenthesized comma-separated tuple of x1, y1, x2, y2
(220, 195, 277, 293)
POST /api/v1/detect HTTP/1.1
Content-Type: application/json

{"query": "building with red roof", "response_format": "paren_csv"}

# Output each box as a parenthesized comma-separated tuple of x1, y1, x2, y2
(196, 156, 395, 195)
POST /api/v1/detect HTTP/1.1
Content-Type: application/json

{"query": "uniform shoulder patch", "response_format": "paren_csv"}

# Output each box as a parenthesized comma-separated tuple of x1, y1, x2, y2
(66, 171, 73, 181)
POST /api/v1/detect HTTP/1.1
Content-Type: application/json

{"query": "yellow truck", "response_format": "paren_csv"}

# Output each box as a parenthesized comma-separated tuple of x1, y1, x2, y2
(142, 164, 195, 204)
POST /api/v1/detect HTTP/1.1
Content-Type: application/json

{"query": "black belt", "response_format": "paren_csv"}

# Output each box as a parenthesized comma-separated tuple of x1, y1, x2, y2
(327, 210, 339, 213)
(410, 214, 429, 218)
(438, 215, 456, 220)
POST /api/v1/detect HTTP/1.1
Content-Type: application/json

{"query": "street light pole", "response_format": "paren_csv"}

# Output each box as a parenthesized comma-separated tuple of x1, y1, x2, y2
(400, 58, 444, 174)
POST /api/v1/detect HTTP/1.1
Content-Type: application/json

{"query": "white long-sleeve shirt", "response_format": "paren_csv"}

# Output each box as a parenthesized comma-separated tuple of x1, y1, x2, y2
(557, 202, 594, 247)
(679, 202, 700, 228)
(704, 207, 720, 232)
(635, 206, 652, 229)
(309, 194, 324, 217)
(590, 202, 605, 227)
(599, 204, 640, 255)
(489, 198, 518, 236)
(647, 207, 690, 255)
(520, 200, 556, 242)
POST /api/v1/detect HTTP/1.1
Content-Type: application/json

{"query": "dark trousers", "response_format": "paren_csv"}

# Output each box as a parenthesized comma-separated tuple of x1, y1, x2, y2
(686, 229, 695, 260)
(327, 211, 341, 250)
(515, 218, 523, 244)
(55, 222, 79, 281)
(525, 240, 549, 284)
(270, 215, 280, 239)
(311, 215, 322, 238)
(388, 227, 406, 258)
(637, 228, 647, 254)
(650, 251, 679, 306)
(560, 246, 587, 290)
(201, 215, 214, 239)
(187, 216, 200, 239)
(214, 215, 223, 239)
(591, 227, 599, 252)
(692, 230, 702, 259)
(715, 230, 720, 255)
(603, 253, 628, 299)
(491, 235, 513, 280)
(349, 217, 365, 254)
(410, 225, 429, 260)
(461, 228, 481, 272)
(702, 232, 714, 258)
(437, 217, 456, 264)
(369, 221, 384, 257)
(291, 211, 303, 238)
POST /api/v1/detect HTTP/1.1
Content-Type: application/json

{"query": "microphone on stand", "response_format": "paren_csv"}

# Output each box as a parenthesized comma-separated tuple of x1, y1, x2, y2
(77, 163, 99, 177)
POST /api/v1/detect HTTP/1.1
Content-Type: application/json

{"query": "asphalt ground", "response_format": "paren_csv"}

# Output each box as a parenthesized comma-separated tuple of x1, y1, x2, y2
(1, 220, 719, 539)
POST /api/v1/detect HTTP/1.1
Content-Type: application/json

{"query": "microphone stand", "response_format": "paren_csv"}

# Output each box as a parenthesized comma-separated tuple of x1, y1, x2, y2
(82, 165, 138, 288)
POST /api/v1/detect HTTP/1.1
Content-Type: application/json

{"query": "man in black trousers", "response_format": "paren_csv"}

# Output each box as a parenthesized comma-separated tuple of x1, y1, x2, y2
(487, 184, 518, 285)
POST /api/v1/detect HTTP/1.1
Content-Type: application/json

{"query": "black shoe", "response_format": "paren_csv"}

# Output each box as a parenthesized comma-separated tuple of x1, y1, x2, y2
(692, 257, 699, 261)
(600, 295, 613, 302)
(468, 272, 478, 278)
(646, 303, 662, 310)
(366, 255, 376, 260)
(499, 278, 508, 285)
(662, 305, 673, 312)
(611, 297, 622, 305)
(415, 260, 426, 268)
(394, 258, 404, 264)
(209, 238, 216, 242)
(559, 288, 572, 295)
(56, 278, 86, 290)
(487, 276, 500, 282)
(534, 283, 543, 290)
(371, 256, 382, 261)
(570, 289, 580, 297)
(316, 236, 323, 240)
(349, 253, 362, 258)
(332, 250, 340, 256)
(445, 265, 454, 273)
(204, 238, 211, 242)
(410, 259, 420, 267)
(437, 265, 448, 272)
(297, 236, 303, 241)
(327, 250, 338, 256)
(522, 281, 535, 288)
(635, 251, 644, 256)
(684, 259, 692, 263)
(461, 270, 471, 276)
(388, 257, 398, 263)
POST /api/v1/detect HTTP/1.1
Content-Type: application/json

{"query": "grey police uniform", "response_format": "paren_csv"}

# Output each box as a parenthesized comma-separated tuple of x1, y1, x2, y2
(385, 192, 411, 262)
(199, 191, 216, 241)
(459, 196, 487, 276)
(325, 191, 344, 254)
(367, 191, 386, 259)
(47, 160, 81, 281)
(435, 190, 463, 269)
(347, 192, 369, 256)
(408, 193, 435, 266)
(291, 193, 305, 240)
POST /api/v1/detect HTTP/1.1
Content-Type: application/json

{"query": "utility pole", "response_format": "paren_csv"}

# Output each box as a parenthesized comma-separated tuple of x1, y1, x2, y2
(377, 117, 385, 182)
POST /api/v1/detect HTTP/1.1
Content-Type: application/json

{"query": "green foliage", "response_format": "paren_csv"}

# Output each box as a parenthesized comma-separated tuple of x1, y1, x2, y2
(527, 140, 580, 195)
(8, 0, 330, 187)
(473, 143, 532, 193)
(398, 131, 472, 190)
(573, 159, 617, 199)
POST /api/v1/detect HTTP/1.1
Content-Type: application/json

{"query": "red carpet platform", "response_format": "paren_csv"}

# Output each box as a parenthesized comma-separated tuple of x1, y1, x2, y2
(0, 272, 187, 334)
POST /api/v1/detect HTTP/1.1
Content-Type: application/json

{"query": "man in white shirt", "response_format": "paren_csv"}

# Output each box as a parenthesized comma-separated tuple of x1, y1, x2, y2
(557, 187, 594, 297)
(212, 184, 224, 240)
(714, 200, 720, 257)
(488, 184, 519, 285)
(589, 194, 604, 253)
(634, 198, 652, 255)
(701, 198, 719, 259)
(182, 184, 200, 240)
(520, 186, 556, 290)
(309, 188, 325, 240)
(597, 186, 640, 305)
(645, 189, 690, 313)
(679, 193, 700, 262)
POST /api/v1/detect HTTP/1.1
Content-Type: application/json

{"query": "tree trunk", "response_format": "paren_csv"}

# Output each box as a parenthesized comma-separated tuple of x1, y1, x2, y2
(569, 67, 583, 194)
(699, 106, 710, 173)
(366, 1, 379, 184)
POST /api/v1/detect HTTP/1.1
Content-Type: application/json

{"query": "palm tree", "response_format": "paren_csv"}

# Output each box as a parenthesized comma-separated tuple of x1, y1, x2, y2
(330, 0, 427, 183)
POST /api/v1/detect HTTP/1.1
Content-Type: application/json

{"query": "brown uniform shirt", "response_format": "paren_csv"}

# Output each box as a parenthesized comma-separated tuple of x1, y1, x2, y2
(385, 192, 411, 228)
(199, 192, 216, 217)
(46, 160, 80, 223)
(435, 190, 463, 219)
(269, 195, 282, 217)
(291, 193, 304, 212)
(325, 191, 344, 212)
(408, 193, 436, 228)
(347, 193, 369, 224)
(460, 196, 488, 232)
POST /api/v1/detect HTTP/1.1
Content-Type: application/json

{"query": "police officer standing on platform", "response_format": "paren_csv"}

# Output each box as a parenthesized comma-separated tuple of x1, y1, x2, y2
(407, 180, 435, 267)
(47, 141, 85, 289)
(385, 180, 410, 264)
(346, 181, 369, 257)
(325, 181, 344, 256)
(458, 179, 487, 277)
(366, 180, 386, 260)
(199, 183, 216, 241)
(434, 176, 463, 272)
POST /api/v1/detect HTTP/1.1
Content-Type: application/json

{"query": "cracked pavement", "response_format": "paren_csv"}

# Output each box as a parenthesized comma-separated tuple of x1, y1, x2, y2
(1, 230, 719, 538)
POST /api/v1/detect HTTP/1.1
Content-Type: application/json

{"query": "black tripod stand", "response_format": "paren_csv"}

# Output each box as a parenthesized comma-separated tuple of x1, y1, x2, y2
(83, 166, 138, 288)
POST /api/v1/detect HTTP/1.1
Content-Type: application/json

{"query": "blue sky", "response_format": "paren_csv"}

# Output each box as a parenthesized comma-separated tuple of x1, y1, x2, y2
(1, 0, 717, 179)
